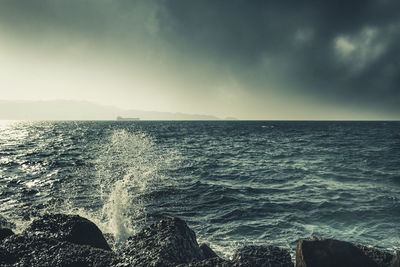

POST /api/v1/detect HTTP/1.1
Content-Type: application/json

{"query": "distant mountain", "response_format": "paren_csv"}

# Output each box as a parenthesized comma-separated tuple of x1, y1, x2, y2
(119, 110, 220, 121)
(0, 100, 220, 120)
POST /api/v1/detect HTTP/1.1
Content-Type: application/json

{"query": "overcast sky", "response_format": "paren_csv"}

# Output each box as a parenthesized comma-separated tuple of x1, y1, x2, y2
(0, 0, 399, 119)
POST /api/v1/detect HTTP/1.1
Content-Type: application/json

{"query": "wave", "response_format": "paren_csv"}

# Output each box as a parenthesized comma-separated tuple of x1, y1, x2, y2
(95, 129, 179, 245)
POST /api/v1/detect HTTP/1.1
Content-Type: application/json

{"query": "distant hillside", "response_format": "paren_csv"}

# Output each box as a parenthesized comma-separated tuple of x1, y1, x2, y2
(0, 100, 220, 120)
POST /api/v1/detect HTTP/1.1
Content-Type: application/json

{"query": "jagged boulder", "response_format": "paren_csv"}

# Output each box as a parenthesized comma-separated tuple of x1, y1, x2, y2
(200, 243, 219, 259)
(23, 213, 111, 251)
(0, 234, 118, 266)
(357, 244, 394, 267)
(179, 244, 228, 267)
(296, 238, 378, 267)
(0, 215, 16, 241)
(177, 257, 231, 267)
(231, 245, 294, 267)
(179, 245, 294, 267)
(120, 217, 209, 266)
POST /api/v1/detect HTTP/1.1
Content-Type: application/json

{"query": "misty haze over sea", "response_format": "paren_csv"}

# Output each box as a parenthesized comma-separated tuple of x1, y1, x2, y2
(0, 100, 225, 121)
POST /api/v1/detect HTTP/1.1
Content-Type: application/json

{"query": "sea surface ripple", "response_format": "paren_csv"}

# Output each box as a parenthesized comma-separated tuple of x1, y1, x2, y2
(0, 120, 399, 257)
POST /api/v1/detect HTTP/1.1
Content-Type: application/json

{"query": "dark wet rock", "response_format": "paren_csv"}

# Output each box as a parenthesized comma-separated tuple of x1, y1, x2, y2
(357, 245, 394, 267)
(231, 245, 294, 267)
(200, 243, 218, 259)
(0, 216, 15, 241)
(296, 238, 378, 267)
(103, 232, 116, 249)
(180, 245, 294, 267)
(120, 217, 207, 266)
(391, 252, 400, 267)
(0, 228, 14, 241)
(23, 213, 111, 251)
(0, 234, 118, 266)
(2, 213, 396, 267)
(177, 257, 231, 267)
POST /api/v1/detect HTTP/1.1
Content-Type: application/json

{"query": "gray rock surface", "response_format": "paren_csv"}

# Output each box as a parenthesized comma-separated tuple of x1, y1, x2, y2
(1, 213, 396, 267)
(177, 257, 231, 267)
(200, 243, 219, 259)
(0, 234, 118, 266)
(179, 245, 294, 267)
(120, 217, 208, 266)
(357, 244, 394, 267)
(23, 213, 111, 251)
(231, 245, 294, 267)
(296, 238, 378, 267)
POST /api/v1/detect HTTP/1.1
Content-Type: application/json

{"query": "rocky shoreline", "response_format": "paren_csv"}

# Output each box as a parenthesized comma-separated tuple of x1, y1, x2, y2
(0, 213, 398, 267)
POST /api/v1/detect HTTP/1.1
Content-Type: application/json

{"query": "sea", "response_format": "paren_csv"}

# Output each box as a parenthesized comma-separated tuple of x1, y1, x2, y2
(0, 120, 399, 259)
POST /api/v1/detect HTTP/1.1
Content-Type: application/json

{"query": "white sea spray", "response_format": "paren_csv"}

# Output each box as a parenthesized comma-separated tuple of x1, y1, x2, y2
(94, 129, 179, 245)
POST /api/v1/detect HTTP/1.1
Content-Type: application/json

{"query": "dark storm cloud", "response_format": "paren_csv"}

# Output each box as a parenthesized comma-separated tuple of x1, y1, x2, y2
(1, 0, 399, 115)
(160, 0, 400, 112)
(0, 0, 160, 45)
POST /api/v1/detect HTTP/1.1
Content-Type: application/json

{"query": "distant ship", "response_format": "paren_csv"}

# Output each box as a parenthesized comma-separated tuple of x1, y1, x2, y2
(116, 116, 140, 121)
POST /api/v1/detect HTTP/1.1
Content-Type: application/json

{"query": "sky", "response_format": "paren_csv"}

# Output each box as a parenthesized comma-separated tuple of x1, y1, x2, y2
(0, 0, 399, 120)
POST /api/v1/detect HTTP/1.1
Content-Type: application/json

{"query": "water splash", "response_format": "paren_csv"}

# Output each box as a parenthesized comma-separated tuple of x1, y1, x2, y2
(95, 129, 172, 244)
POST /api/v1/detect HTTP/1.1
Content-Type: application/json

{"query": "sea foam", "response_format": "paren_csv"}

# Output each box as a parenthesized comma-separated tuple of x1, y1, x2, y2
(95, 129, 173, 245)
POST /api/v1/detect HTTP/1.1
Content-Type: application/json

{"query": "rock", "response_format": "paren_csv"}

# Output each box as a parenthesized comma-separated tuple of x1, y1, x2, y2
(231, 245, 294, 267)
(391, 252, 400, 267)
(0, 228, 14, 241)
(23, 213, 111, 251)
(296, 238, 378, 267)
(120, 217, 207, 266)
(103, 232, 116, 248)
(181, 245, 294, 267)
(0, 234, 118, 266)
(200, 243, 219, 259)
(357, 244, 394, 267)
(177, 257, 231, 267)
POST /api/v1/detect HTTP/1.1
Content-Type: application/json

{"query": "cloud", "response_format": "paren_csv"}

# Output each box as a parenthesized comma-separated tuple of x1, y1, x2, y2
(0, 0, 399, 118)
(156, 0, 400, 112)
(335, 37, 356, 56)
(334, 27, 388, 73)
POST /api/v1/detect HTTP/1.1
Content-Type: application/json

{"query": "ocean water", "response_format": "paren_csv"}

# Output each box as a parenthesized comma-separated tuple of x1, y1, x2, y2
(0, 120, 399, 259)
